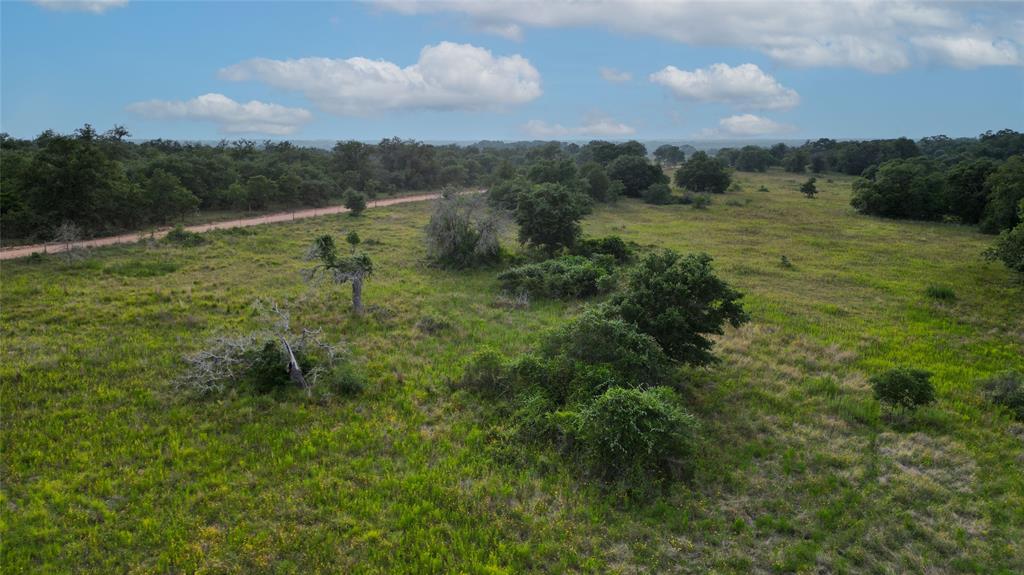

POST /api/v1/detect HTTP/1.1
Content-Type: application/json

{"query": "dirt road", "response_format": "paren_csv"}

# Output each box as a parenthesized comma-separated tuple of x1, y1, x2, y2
(0, 192, 451, 261)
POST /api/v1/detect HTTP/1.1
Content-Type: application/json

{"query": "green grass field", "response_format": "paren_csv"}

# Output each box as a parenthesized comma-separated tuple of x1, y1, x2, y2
(3, 170, 1022, 573)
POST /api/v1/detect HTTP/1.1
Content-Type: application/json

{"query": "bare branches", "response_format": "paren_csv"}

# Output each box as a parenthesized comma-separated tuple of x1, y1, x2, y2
(174, 299, 350, 396)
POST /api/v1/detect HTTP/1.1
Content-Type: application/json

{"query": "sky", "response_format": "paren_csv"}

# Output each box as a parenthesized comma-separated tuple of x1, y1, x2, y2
(1, 0, 1022, 142)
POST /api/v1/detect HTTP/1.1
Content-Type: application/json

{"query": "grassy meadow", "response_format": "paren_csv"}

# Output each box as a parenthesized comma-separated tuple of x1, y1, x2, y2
(2, 170, 1022, 573)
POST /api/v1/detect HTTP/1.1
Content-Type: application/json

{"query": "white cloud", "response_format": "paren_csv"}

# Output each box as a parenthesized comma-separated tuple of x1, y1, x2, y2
(381, 1, 1023, 72)
(479, 22, 523, 41)
(650, 63, 799, 110)
(219, 41, 542, 115)
(522, 115, 635, 138)
(912, 35, 1021, 68)
(701, 114, 797, 138)
(127, 93, 312, 136)
(599, 67, 632, 83)
(32, 0, 127, 13)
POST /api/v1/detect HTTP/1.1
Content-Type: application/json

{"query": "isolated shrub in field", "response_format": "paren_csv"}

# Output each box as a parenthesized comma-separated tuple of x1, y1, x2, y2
(925, 285, 956, 300)
(642, 183, 674, 205)
(692, 194, 712, 209)
(800, 177, 818, 198)
(425, 192, 504, 268)
(609, 250, 749, 365)
(344, 188, 367, 216)
(980, 371, 1024, 420)
(326, 362, 365, 396)
(164, 224, 206, 246)
(497, 255, 615, 299)
(870, 367, 936, 411)
(541, 310, 669, 386)
(576, 387, 698, 482)
(571, 235, 633, 263)
(460, 348, 512, 397)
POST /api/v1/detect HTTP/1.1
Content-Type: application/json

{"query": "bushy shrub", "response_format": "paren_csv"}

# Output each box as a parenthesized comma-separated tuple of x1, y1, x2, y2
(164, 224, 206, 246)
(576, 387, 698, 482)
(979, 156, 1024, 234)
(692, 194, 712, 209)
(514, 182, 591, 253)
(608, 250, 749, 365)
(460, 348, 512, 397)
(925, 285, 956, 300)
(487, 177, 531, 210)
(247, 340, 312, 394)
(984, 201, 1024, 274)
(326, 362, 365, 396)
(505, 353, 624, 407)
(497, 255, 615, 299)
(425, 192, 504, 268)
(344, 189, 367, 216)
(642, 183, 674, 205)
(870, 367, 936, 411)
(571, 235, 633, 263)
(541, 310, 669, 386)
(979, 371, 1024, 420)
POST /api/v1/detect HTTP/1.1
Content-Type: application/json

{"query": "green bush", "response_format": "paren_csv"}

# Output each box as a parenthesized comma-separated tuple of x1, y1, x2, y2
(571, 235, 633, 263)
(642, 183, 674, 205)
(247, 340, 312, 394)
(460, 348, 512, 397)
(692, 194, 712, 209)
(870, 367, 936, 411)
(984, 201, 1024, 274)
(164, 224, 206, 246)
(425, 193, 504, 268)
(980, 371, 1024, 420)
(344, 189, 367, 216)
(576, 387, 698, 482)
(925, 285, 956, 300)
(609, 250, 749, 365)
(326, 362, 365, 396)
(541, 310, 669, 386)
(498, 255, 615, 299)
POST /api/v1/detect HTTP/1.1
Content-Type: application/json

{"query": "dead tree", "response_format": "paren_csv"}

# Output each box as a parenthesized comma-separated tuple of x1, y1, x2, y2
(175, 299, 346, 396)
(304, 234, 374, 315)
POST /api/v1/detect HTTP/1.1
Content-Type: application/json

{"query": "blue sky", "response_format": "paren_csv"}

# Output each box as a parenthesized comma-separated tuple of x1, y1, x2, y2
(2, 0, 1022, 142)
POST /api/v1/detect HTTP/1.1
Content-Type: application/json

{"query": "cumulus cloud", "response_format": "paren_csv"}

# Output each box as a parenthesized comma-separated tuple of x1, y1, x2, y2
(912, 35, 1021, 68)
(599, 67, 632, 83)
(522, 115, 636, 138)
(381, 1, 1023, 72)
(650, 63, 799, 110)
(127, 93, 312, 135)
(219, 42, 542, 115)
(701, 114, 797, 138)
(32, 0, 127, 13)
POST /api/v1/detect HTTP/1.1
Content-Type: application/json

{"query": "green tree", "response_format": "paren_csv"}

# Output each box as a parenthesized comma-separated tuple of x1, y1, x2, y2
(800, 177, 818, 199)
(305, 234, 374, 314)
(783, 150, 809, 173)
(984, 199, 1024, 274)
(674, 152, 731, 194)
(579, 162, 613, 202)
(850, 158, 947, 220)
(607, 155, 666, 197)
(980, 155, 1024, 233)
(945, 158, 997, 225)
(145, 169, 199, 224)
(608, 250, 749, 365)
(514, 183, 590, 253)
(653, 144, 686, 166)
(245, 175, 277, 211)
(344, 188, 367, 216)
